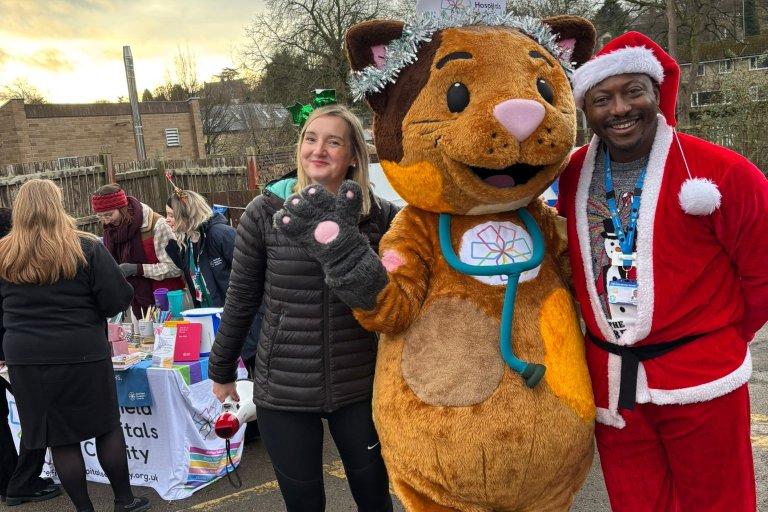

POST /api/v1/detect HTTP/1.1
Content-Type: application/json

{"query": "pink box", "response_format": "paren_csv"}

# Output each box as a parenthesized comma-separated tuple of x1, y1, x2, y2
(107, 323, 125, 342)
(110, 339, 129, 356)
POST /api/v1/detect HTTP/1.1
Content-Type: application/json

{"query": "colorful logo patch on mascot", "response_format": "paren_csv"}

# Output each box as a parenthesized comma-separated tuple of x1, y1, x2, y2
(459, 220, 541, 285)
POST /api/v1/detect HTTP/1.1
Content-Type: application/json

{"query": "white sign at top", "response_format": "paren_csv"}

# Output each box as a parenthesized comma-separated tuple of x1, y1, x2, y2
(415, 0, 507, 16)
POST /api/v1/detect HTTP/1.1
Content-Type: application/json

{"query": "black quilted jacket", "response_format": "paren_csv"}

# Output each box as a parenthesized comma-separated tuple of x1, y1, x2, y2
(208, 176, 399, 412)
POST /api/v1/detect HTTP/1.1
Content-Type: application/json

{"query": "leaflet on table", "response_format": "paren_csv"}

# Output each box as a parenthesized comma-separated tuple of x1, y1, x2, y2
(152, 325, 176, 368)
(112, 352, 147, 371)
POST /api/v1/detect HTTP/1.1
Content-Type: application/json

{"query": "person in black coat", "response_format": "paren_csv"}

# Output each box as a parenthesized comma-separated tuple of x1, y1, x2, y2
(0, 207, 60, 506)
(165, 190, 235, 308)
(209, 105, 399, 512)
(0, 180, 149, 512)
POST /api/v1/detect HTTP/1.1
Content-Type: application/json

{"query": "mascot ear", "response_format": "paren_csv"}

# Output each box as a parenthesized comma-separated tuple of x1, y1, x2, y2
(346, 20, 405, 114)
(542, 16, 596, 68)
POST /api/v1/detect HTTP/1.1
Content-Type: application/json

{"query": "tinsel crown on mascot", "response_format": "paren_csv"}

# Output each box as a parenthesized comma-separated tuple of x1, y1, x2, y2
(275, 4, 597, 511)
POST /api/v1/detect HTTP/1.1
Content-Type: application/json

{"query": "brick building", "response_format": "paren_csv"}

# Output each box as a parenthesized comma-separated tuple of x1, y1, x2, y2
(0, 98, 206, 165)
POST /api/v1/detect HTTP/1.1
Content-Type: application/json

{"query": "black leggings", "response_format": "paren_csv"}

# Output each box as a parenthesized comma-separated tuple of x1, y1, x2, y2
(50, 427, 133, 512)
(256, 401, 392, 512)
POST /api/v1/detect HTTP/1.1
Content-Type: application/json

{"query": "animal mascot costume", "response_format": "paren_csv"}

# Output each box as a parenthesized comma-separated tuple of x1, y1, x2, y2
(275, 7, 597, 511)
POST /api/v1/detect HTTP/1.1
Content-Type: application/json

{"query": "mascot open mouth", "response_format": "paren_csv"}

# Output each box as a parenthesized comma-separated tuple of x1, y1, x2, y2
(469, 163, 543, 188)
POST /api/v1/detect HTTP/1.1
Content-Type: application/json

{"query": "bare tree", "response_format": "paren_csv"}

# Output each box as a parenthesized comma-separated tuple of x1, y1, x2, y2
(622, 0, 740, 124)
(694, 68, 768, 172)
(507, 0, 598, 19)
(0, 78, 47, 104)
(240, 0, 405, 104)
(153, 45, 202, 101)
(201, 69, 247, 155)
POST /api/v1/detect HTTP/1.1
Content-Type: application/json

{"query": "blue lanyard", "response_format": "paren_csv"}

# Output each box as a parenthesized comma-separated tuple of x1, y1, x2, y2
(604, 147, 646, 268)
(438, 210, 546, 389)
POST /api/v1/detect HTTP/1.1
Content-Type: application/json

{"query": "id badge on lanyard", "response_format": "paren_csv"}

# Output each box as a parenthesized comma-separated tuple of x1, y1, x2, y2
(604, 148, 645, 302)
(607, 278, 638, 305)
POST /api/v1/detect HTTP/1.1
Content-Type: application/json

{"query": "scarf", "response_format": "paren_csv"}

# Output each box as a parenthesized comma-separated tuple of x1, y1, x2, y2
(102, 196, 153, 307)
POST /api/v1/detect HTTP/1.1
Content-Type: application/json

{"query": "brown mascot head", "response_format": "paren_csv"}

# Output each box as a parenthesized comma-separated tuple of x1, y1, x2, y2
(346, 16, 594, 215)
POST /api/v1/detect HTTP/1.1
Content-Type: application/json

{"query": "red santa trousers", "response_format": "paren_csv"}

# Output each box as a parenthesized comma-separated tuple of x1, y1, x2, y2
(595, 384, 755, 512)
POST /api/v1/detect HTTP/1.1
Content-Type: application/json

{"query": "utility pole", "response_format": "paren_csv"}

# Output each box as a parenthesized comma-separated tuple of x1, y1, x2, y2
(123, 46, 146, 160)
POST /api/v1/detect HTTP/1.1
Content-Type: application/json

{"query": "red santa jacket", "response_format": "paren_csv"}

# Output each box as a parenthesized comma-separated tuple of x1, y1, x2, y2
(558, 118, 768, 428)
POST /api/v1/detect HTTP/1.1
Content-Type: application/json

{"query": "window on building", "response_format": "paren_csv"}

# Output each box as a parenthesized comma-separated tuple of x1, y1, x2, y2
(718, 60, 733, 74)
(165, 128, 181, 147)
(697, 63, 706, 76)
(690, 90, 727, 108)
(749, 85, 768, 101)
(749, 55, 768, 70)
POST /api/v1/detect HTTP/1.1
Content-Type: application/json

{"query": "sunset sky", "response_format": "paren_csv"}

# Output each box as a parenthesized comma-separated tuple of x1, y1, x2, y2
(0, 0, 264, 104)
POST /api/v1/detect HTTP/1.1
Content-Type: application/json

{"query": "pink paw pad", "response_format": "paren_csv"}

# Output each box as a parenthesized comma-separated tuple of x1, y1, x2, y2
(308, 188, 317, 195)
(381, 249, 405, 272)
(292, 198, 300, 205)
(282, 216, 291, 224)
(345, 190, 354, 199)
(314, 221, 339, 244)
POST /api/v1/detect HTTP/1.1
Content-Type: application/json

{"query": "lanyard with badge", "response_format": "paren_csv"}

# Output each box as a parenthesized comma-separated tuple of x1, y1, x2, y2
(188, 240, 212, 307)
(604, 147, 645, 306)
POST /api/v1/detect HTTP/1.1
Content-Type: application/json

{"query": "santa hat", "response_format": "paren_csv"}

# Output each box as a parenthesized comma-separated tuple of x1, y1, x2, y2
(571, 32, 678, 128)
(572, 32, 721, 215)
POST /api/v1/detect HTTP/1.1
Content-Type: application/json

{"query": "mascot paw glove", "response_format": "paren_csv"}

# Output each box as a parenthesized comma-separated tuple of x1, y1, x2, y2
(274, 180, 387, 310)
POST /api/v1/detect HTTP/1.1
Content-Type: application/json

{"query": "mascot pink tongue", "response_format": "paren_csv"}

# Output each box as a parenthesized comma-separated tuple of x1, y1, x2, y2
(485, 175, 516, 187)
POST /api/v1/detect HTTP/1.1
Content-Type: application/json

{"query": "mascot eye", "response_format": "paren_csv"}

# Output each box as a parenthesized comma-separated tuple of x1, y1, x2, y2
(447, 82, 470, 113)
(537, 79, 554, 105)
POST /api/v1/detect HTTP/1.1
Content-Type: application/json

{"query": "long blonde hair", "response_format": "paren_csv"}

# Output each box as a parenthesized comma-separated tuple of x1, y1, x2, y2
(0, 179, 96, 284)
(167, 189, 212, 245)
(295, 105, 374, 215)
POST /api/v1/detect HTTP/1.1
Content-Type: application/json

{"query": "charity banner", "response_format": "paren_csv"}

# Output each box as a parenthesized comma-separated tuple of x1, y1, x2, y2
(6, 365, 245, 500)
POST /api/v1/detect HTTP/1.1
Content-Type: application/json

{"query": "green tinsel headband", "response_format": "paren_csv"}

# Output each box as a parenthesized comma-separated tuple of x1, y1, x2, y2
(287, 89, 337, 128)
(348, 10, 576, 102)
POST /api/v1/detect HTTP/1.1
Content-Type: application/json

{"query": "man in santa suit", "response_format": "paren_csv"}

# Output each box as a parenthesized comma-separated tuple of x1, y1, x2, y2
(557, 31, 768, 511)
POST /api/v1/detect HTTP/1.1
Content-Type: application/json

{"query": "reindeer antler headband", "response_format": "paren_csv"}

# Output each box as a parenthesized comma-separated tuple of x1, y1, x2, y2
(165, 172, 187, 205)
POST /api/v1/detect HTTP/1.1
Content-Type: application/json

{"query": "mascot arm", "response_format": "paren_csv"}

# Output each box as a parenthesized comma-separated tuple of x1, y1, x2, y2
(353, 207, 433, 335)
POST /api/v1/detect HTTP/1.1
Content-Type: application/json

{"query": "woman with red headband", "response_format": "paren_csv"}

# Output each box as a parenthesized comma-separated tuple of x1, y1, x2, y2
(92, 184, 185, 318)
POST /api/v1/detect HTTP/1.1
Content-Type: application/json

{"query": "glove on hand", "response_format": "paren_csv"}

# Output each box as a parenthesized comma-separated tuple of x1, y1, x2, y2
(273, 180, 388, 310)
(274, 180, 366, 266)
(119, 263, 138, 277)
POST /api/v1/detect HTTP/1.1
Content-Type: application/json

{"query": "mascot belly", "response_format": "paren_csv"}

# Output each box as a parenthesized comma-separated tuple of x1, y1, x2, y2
(277, 11, 598, 512)
(372, 207, 594, 511)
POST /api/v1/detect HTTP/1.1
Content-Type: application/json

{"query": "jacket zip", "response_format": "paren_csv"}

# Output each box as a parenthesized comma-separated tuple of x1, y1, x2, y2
(323, 282, 332, 411)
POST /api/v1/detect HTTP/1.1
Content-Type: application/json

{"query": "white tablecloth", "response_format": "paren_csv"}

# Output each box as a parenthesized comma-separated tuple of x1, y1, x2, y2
(6, 362, 246, 500)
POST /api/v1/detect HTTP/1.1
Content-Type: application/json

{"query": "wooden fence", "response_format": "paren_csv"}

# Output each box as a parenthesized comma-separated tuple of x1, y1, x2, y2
(0, 148, 297, 233)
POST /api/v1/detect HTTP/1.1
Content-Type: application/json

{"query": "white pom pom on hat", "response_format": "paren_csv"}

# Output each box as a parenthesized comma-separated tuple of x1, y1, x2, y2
(678, 177, 721, 216)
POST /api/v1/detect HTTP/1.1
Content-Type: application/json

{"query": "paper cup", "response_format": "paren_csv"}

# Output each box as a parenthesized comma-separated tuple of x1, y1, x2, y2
(167, 290, 184, 319)
(138, 320, 154, 337)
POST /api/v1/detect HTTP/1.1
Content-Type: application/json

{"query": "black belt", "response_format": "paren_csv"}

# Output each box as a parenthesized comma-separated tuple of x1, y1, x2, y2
(587, 331, 702, 410)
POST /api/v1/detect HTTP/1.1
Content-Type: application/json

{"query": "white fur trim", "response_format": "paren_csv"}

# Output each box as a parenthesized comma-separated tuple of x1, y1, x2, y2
(596, 407, 626, 428)
(620, 118, 673, 345)
(572, 46, 665, 108)
(575, 117, 673, 345)
(647, 349, 752, 405)
(607, 352, 621, 411)
(678, 178, 722, 215)
(635, 362, 651, 403)
(575, 137, 616, 343)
